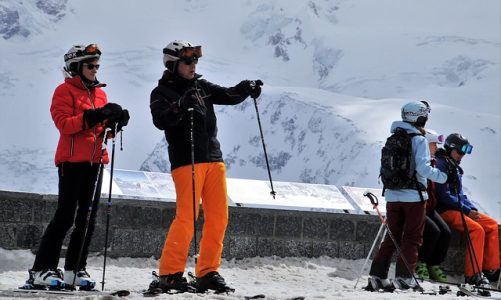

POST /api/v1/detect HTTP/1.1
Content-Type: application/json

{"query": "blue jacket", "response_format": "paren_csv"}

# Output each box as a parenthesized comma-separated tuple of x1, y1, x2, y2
(434, 149, 476, 215)
(384, 121, 447, 202)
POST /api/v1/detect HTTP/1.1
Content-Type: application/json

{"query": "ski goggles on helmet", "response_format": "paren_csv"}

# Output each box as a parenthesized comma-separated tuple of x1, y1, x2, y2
(179, 46, 202, 59)
(83, 44, 101, 56)
(64, 44, 101, 62)
(163, 46, 202, 62)
(420, 100, 431, 114)
(178, 46, 202, 65)
(458, 144, 473, 155)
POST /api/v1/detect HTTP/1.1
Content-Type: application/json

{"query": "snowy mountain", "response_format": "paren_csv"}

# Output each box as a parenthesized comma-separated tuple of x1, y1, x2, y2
(0, 1, 499, 219)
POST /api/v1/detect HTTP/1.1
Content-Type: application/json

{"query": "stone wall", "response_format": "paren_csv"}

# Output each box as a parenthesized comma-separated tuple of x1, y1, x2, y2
(1, 190, 496, 274)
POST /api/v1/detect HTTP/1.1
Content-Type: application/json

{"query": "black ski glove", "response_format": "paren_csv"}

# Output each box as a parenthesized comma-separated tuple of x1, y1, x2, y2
(177, 88, 198, 111)
(83, 102, 123, 128)
(236, 80, 263, 99)
(107, 109, 130, 133)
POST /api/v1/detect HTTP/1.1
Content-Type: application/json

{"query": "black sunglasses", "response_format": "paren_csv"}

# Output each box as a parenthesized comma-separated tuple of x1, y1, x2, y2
(180, 56, 199, 65)
(84, 63, 100, 70)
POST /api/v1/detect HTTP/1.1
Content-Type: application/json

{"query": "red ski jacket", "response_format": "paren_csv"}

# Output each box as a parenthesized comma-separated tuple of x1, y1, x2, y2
(50, 76, 109, 166)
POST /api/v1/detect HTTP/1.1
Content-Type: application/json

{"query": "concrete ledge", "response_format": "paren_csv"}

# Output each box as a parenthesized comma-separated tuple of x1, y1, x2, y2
(0, 190, 498, 275)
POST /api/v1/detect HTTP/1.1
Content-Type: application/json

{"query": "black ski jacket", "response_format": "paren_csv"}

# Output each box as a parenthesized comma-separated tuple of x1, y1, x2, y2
(150, 71, 248, 170)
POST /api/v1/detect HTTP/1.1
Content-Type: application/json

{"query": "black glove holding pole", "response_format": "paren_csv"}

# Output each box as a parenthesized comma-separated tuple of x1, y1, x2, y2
(83, 102, 123, 128)
(107, 109, 130, 133)
(177, 87, 199, 111)
(236, 80, 263, 99)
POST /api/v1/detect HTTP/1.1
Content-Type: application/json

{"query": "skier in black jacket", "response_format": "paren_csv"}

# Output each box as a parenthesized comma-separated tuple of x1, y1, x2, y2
(149, 40, 262, 293)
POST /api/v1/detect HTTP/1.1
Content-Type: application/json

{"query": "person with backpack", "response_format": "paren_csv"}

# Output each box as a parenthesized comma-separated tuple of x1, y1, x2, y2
(23, 44, 129, 290)
(435, 133, 500, 286)
(415, 129, 451, 283)
(149, 40, 263, 294)
(367, 101, 447, 291)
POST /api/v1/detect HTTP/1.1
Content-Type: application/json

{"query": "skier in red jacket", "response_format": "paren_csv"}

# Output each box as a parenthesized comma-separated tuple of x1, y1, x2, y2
(23, 44, 129, 290)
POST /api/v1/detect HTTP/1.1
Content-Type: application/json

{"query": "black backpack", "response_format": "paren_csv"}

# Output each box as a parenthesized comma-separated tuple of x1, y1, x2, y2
(380, 127, 425, 197)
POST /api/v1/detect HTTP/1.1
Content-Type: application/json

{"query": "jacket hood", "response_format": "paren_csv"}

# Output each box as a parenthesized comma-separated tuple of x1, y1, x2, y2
(390, 121, 421, 135)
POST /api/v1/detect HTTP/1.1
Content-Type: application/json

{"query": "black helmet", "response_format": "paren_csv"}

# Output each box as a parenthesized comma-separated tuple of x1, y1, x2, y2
(444, 133, 473, 155)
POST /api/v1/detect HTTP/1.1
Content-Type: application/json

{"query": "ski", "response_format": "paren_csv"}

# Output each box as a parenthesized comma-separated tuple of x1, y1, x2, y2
(457, 285, 497, 299)
(423, 278, 501, 295)
(0, 288, 130, 297)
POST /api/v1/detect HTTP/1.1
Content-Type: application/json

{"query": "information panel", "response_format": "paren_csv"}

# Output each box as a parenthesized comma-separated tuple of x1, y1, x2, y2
(226, 178, 356, 213)
(101, 168, 176, 202)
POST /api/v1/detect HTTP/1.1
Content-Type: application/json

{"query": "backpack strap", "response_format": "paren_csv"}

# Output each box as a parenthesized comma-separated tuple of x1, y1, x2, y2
(409, 132, 425, 202)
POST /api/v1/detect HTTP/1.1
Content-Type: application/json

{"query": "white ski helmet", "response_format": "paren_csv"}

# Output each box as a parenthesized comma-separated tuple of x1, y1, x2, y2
(64, 44, 101, 75)
(401, 101, 430, 125)
(162, 40, 202, 70)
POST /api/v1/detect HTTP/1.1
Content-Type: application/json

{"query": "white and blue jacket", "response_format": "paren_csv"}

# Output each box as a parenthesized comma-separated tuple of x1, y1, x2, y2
(384, 121, 448, 203)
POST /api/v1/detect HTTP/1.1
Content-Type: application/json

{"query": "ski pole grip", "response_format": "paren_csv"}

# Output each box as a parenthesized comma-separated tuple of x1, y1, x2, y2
(363, 191, 378, 206)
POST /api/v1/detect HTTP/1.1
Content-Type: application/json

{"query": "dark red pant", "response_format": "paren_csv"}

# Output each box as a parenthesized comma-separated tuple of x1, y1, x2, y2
(369, 201, 426, 278)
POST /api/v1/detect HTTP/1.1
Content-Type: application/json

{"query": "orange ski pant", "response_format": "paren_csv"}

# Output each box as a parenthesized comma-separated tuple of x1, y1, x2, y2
(159, 162, 228, 278)
(440, 210, 500, 277)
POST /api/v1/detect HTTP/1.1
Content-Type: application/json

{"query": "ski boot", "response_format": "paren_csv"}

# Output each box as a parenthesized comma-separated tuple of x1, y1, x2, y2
(364, 276, 394, 292)
(193, 271, 235, 294)
(415, 262, 430, 281)
(428, 265, 447, 283)
(20, 269, 64, 290)
(142, 271, 163, 296)
(392, 276, 419, 290)
(465, 273, 491, 297)
(483, 269, 500, 283)
(64, 269, 96, 290)
(158, 272, 196, 293)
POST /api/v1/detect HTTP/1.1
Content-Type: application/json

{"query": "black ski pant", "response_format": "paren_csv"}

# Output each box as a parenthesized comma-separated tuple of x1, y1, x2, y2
(32, 162, 102, 271)
(369, 201, 426, 279)
(418, 210, 451, 266)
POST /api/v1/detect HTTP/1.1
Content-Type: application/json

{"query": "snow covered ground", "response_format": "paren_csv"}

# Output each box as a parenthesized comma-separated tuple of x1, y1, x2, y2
(0, 248, 469, 299)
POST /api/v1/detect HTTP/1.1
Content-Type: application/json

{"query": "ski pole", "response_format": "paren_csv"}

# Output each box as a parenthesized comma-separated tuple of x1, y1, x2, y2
(363, 192, 424, 292)
(251, 81, 276, 198)
(71, 128, 110, 288)
(454, 184, 482, 280)
(101, 123, 118, 291)
(446, 157, 482, 280)
(188, 106, 198, 264)
(497, 268, 501, 290)
(354, 221, 386, 289)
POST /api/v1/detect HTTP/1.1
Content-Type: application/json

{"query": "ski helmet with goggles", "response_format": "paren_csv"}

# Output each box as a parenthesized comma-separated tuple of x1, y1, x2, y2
(162, 40, 202, 71)
(444, 133, 473, 155)
(401, 100, 430, 127)
(64, 44, 101, 75)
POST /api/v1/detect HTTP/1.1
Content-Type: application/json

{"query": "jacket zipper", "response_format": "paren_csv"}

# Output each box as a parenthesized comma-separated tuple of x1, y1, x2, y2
(86, 85, 98, 165)
(70, 136, 74, 157)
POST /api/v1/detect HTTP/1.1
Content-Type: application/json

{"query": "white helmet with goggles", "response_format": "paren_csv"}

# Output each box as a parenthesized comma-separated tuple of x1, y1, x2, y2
(163, 40, 202, 71)
(64, 44, 101, 75)
(401, 100, 431, 127)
